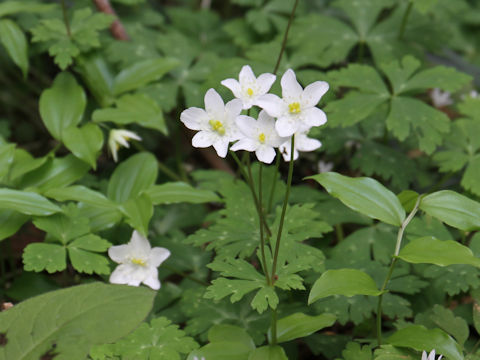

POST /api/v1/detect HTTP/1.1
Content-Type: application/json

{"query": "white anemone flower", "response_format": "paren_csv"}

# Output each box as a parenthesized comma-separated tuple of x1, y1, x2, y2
(279, 131, 322, 161)
(108, 230, 170, 290)
(180, 89, 243, 158)
(422, 350, 443, 360)
(230, 110, 286, 164)
(430, 88, 453, 108)
(221, 65, 276, 109)
(256, 69, 328, 137)
(108, 129, 142, 162)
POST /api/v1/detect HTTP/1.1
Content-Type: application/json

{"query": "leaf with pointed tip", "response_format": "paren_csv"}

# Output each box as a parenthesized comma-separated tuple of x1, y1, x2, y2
(0, 188, 61, 216)
(62, 123, 104, 169)
(0, 19, 28, 76)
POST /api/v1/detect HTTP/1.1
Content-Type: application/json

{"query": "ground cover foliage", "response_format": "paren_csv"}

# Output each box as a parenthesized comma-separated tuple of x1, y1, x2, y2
(2, 0, 480, 359)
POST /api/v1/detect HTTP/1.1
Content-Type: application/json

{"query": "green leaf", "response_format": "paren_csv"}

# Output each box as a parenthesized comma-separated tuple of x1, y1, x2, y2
(398, 236, 480, 267)
(119, 194, 153, 237)
(107, 152, 158, 203)
(75, 54, 114, 107)
(341, 342, 373, 360)
(0, 19, 28, 76)
(91, 317, 198, 360)
(62, 123, 104, 169)
(0, 143, 15, 182)
(0, 209, 28, 241)
(44, 185, 115, 208)
(92, 93, 168, 134)
(420, 190, 480, 231)
(308, 172, 405, 226)
(248, 346, 288, 360)
(0, 282, 155, 359)
(327, 63, 389, 94)
(397, 190, 419, 212)
(145, 182, 220, 204)
(69, 234, 111, 252)
(78, 203, 122, 232)
(387, 325, 463, 360)
(403, 65, 472, 93)
(374, 345, 415, 360)
(472, 289, 480, 336)
(0, 188, 61, 215)
(268, 312, 336, 344)
(308, 269, 382, 304)
(22, 243, 67, 273)
(250, 286, 279, 314)
(113, 58, 179, 95)
(208, 324, 255, 350)
(8, 149, 48, 182)
(0, 1, 55, 17)
(68, 247, 110, 275)
(39, 72, 86, 140)
(380, 55, 422, 95)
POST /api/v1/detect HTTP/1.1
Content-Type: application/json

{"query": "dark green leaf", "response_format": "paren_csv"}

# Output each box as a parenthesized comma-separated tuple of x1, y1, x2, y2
(145, 182, 220, 204)
(0, 19, 28, 76)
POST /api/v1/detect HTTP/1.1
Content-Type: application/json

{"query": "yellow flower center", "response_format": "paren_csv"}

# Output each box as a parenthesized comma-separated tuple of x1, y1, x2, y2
(209, 120, 226, 135)
(258, 133, 266, 143)
(288, 102, 301, 114)
(247, 88, 254, 96)
(131, 258, 146, 266)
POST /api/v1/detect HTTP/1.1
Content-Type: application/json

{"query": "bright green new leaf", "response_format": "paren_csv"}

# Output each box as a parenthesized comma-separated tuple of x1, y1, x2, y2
(268, 313, 336, 343)
(93, 93, 168, 134)
(113, 58, 179, 95)
(22, 243, 66, 273)
(0, 19, 28, 76)
(145, 182, 220, 204)
(387, 325, 463, 360)
(308, 269, 382, 304)
(119, 194, 154, 237)
(0, 209, 28, 241)
(62, 123, 104, 169)
(39, 72, 86, 140)
(398, 237, 480, 267)
(248, 346, 288, 360)
(0, 188, 60, 215)
(420, 190, 480, 231)
(107, 152, 158, 203)
(44, 185, 115, 208)
(308, 172, 405, 226)
(0, 283, 155, 360)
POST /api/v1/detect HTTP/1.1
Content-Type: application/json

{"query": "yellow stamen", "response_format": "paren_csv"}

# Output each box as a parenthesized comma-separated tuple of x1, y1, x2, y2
(258, 133, 266, 143)
(209, 120, 226, 135)
(131, 258, 146, 266)
(247, 88, 254, 96)
(288, 102, 301, 114)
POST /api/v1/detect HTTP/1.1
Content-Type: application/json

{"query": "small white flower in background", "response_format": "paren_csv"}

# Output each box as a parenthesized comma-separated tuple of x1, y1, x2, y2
(256, 69, 329, 137)
(108, 230, 170, 290)
(108, 129, 142, 162)
(192, 356, 206, 360)
(180, 88, 243, 158)
(279, 131, 322, 161)
(469, 90, 478, 98)
(318, 160, 334, 173)
(221, 65, 276, 110)
(230, 110, 286, 164)
(430, 88, 453, 108)
(422, 350, 443, 360)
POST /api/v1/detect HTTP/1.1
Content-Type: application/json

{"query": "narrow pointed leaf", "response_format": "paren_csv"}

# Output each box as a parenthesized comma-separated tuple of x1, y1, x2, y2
(268, 312, 336, 343)
(0, 19, 28, 76)
(0, 188, 60, 215)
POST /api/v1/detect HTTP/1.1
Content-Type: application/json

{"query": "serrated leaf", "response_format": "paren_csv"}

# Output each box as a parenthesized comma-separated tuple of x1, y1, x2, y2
(68, 247, 110, 274)
(328, 63, 389, 94)
(22, 243, 66, 273)
(403, 65, 472, 93)
(0, 188, 61, 215)
(312, 294, 376, 325)
(380, 56, 422, 94)
(341, 342, 373, 360)
(62, 123, 104, 169)
(0, 282, 155, 360)
(69, 234, 111, 252)
(0, 19, 28, 76)
(250, 286, 278, 313)
(423, 264, 480, 296)
(145, 182, 220, 204)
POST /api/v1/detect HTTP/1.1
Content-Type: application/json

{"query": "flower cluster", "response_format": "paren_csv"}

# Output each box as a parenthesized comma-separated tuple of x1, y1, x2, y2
(180, 65, 329, 163)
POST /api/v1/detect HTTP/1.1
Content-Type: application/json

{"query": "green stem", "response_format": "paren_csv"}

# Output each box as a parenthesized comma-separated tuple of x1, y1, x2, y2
(271, 135, 295, 283)
(376, 196, 421, 345)
(258, 164, 271, 285)
(267, 151, 281, 213)
(162, 264, 209, 286)
(398, 1, 413, 40)
(273, 0, 300, 75)
(271, 308, 278, 345)
(335, 224, 344, 242)
(357, 41, 365, 63)
(60, 0, 71, 38)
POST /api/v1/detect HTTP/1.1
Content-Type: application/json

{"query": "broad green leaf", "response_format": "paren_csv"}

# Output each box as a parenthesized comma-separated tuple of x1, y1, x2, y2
(44, 185, 114, 208)
(248, 345, 288, 360)
(0, 19, 28, 76)
(62, 123, 104, 169)
(146, 182, 220, 204)
(76, 54, 114, 107)
(374, 345, 415, 360)
(398, 237, 480, 267)
(308, 269, 382, 304)
(92, 93, 168, 134)
(0, 1, 55, 17)
(0, 188, 60, 215)
(78, 203, 122, 232)
(107, 152, 158, 203)
(8, 149, 48, 182)
(0, 209, 28, 241)
(39, 72, 86, 140)
(387, 325, 463, 360)
(119, 194, 153, 236)
(420, 190, 480, 231)
(22, 243, 66, 273)
(308, 172, 405, 226)
(208, 325, 255, 350)
(113, 58, 179, 95)
(67, 247, 110, 274)
(268, 313, 336, 343)
(69, 234, 111, 252)
(0, 282, 155, 360)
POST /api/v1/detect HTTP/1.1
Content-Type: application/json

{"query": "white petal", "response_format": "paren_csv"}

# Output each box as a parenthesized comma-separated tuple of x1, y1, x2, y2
(256, 73, 276, 94)
(221, 78, 242, 98)
(230, 138, 258, 152)
(204, 89, 225, 117)
(149, 247, 171, 267)
(109, 264, 142, 287)
(296, 134, 321, 152)
(108, 244, 130, 263)
(212, 138, 230, 158)
(302, 107, 327, 128)
(109, 138, 119, 162)
(130, 230, 151, 256)
(192, 131, 216, 148)
(255, 94, 285, 117)
(180, 107, 209, 130)
(225, 99, 243, 118)
(301, 81, 329, 108)
(280, 140, 299, 161)
(236, 115, 259, 138)
(281, 69, 303, 102)
(142, 268, 160, 290)
(422, 351, 428, 360)
(239, 65, 256, 85)
(255, 145, 276, 164)
(275, 116, 298, 137)
(117, 130, 142, 141)
(257, 110, 275, 128)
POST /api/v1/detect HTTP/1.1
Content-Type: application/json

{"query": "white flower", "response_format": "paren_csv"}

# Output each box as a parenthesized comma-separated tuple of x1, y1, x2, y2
(430, 88, 453, 108)
(108, 230, 170, 290)
(180, 89, 243, 158)
(422, 350, 443, 360)
(279, 131, 322, 161)
(108, 129, 142, 162)
(193, 357, 206, 360)
(470, 90, 478, 98)
(256, 69, 328, 137)
(318, 160, 334, 173)
(230, 110, 286, 164)
(221, 65, 276, 109)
